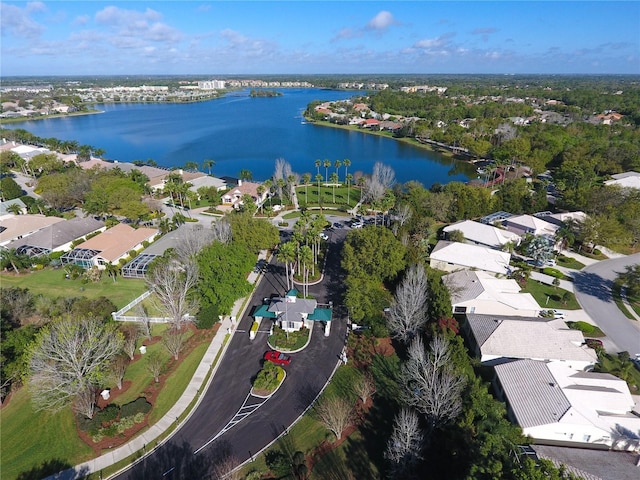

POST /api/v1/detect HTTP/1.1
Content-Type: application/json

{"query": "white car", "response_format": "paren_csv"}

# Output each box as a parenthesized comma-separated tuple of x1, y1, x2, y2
(351, 222, 363, 229)
(319, 232, 329, 240)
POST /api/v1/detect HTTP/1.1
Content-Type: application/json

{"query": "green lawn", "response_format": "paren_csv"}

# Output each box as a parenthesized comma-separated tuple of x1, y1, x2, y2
(0, 269, 147, 309)
(0, 387, 94, 480)
(556, 254, 586, 270)
(0, 324, 210, 480)
(296, 185, 360, 209)
(521, 279, 581, 310)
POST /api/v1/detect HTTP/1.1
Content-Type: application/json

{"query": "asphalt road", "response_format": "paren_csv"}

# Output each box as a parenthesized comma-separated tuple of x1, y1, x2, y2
(115, 234, 349, 479)
(573, 252, 640, 356)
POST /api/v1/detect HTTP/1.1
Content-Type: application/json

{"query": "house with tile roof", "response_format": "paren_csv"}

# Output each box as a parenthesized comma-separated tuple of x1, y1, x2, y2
(5, 216, 105, 257)
(443, 220, 522, 250)
(443, 270, 540, 317)
(463, 313, 597, 371)
(61, 223, 157, 269)
(221, 180, 266, 209)
(0, 214, 65, 247)
(429, 240, 511, 275)
(493, 359, 640, 451)
(252, 289, 333, 336)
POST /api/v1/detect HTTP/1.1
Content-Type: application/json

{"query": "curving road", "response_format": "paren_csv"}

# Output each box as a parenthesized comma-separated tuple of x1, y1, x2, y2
(114, 234, 349, 479)
(573, 253, 640, 356)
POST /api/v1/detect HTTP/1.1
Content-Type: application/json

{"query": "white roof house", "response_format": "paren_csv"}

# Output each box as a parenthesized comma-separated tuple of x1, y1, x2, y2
(0, 214, 66, 246)
(443, 220, 522, 249)
(494, 359, 640, 451)
(429, 241, 511, 275)
(187, 175, 228, 192)
(604, 171, 640, 190)
(502, 214, 560, 237)
(443, 270, 540, 317)
(464, 313, 597, 370)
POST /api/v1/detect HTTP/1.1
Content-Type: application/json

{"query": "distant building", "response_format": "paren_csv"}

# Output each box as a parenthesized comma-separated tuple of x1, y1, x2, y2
(604, 171, 640, 190)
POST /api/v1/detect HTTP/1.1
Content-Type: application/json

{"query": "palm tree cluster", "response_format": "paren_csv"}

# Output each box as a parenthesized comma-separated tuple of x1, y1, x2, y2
(277, 211, 327, 298)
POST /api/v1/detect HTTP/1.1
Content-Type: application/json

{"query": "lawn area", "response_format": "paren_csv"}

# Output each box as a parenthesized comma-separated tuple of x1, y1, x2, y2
(0, 387, 94, 480)
(521, 279, 581, 310)
(0, 269, 147, 309)
(556, 254, 586, 270)
(296, 185, 360, 210)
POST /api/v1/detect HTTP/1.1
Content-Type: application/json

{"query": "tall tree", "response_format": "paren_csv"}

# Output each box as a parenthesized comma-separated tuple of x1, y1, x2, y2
(323, 159, 331, 183)
(384, 408, 424, 479)
(28, 317, 124, 418)
(313, 394, 355, 443)
(203, 159, 215, 175)
(302, 173, 311, 205)
(401, 335, 466, 436)
(387, 264, 429, 344)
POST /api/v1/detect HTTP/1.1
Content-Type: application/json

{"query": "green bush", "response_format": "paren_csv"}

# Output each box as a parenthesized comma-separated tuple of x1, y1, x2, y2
(265, 450, 290, 478)
(542, 267, 564, 278)
(253, 362, 283, 391)
(567, 321, 596, 335)
(94, 404, 119, 424)
(196, 304, 219, 330)
(119, 397, 152, 418)
(133, 412, 145, 424)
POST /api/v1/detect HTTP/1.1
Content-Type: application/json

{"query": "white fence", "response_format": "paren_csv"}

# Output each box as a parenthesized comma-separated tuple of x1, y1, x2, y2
(111, 290, 170, 323)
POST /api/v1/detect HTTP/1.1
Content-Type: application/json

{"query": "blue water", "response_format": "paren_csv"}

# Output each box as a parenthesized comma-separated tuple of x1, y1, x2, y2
(4, 88, 473, 186)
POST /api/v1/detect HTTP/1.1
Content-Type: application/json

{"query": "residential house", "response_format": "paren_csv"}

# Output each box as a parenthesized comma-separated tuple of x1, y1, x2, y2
(463, 313, 597, 370)
(493, 359, 640, 451)
(429, 240, 511, 275)
(252, 289, 333, 335)
(221, 180, 266, 209)
(187, 175, 228, 193)
(0, 214, 65, 247)
(5, 216, 105, 257)
(604, 171, 640, 190)
(443, 220, 521, 250)
(502, 214, 560, 238)
(61, 223, 157, 269)
(444, 270, 540, 317)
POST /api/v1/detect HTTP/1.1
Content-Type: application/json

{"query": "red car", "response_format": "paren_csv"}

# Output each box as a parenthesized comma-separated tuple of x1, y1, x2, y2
(264, 350, 291, 365)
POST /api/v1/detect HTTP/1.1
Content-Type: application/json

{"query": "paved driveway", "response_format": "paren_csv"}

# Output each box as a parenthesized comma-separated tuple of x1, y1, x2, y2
(573, 253, 640, 356)
(116, 237, 348, 479)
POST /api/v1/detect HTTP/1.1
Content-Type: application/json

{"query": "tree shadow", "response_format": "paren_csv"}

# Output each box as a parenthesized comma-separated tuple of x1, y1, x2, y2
(572, 270, 614, 302)
(127, 440, 212, 480)
(16, 459, 87, 480)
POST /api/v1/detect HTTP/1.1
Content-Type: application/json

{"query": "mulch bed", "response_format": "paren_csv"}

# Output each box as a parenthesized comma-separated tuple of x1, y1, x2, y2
(76, 323, 219, 454)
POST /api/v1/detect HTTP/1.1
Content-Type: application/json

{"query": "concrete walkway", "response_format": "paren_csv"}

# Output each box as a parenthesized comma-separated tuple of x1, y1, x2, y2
(47, 252, 270, 480)
(530, 271, 574, 292)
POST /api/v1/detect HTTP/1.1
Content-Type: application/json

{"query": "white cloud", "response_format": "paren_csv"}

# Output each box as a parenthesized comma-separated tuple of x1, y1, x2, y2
(367, 10, 395, 31)
(0, 3, 45, 38)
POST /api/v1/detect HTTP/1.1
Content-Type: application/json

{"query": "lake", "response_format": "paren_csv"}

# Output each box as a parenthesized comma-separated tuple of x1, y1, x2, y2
(4, 88, 474, 186)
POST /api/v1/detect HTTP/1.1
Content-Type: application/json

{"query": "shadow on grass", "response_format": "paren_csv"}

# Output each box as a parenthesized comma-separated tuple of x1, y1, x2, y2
(16, 459, 87, 480)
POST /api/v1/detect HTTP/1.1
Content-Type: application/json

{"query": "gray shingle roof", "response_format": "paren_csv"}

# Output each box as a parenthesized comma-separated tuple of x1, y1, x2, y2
(494, 359, 571, 428)
(466, 313, 548, 347)
(5, 216, 104, 251)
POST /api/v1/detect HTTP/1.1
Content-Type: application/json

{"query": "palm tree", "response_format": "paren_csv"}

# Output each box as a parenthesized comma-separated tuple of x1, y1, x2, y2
(330, 172, 339, 204)
(315, 159, 321, 177)
(184, 161, 199, 172)
(323, 159, 331, 183)
(343, 158, 351, 180)
(6, 203, 23, 215)
(264, 179, 273, 207)
(287, 174, 296, 202)
(299, 245, 313, 298)
(28, 198, 47, 215)
(104, 263, 120, 283)
(315, 174, 323, 210)
(357, 176, 366, 201)
(257, 184, 265, 213)
(1, 248, 29, 275)
(239, 169, 253, 182)
(334, 160, 342, 182)
(346, 173, 353, 205)
(277, 242, 296, 290)
(302, 173, 311, 205)
(203, 159, 215, 175)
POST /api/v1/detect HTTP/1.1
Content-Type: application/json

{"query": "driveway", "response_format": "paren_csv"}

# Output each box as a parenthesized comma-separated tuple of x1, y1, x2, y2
(115, 236, 348, 479)
(573, 253, 640, 356)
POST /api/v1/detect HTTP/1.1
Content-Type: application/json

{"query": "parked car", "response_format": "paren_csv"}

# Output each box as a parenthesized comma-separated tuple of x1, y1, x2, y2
(539, 309, 565, 319)
(264, 350, 291, 366)
(351, 222, 363, 229)
(333, 222, 342, 228)
(319, 232, 329, 240)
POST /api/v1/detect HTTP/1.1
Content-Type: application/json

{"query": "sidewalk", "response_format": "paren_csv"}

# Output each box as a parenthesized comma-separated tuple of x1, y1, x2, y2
(48, 251, 270, 480)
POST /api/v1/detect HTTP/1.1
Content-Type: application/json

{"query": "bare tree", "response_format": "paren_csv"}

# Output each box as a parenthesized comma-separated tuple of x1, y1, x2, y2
(313, 395, 355, 443)
(28, 316, 124, 418)
(110, 355, 128, 390)
(163, 327, 186, 360)
(401, 335, 466, 434)
(146, 351, 164, 383)
(395, 204, 412, 228)
(384, 408, 424, 479)
(210, 453, 241, 480)
(352, 372, 376, 406)
(147, 256, 199, 329)
(174, 224, 214, 260)
(122, 324, 139, 360)
(135, 303, 152, 340)
(387, 264, 429, 344)
(211, 218, 232, 244)
(75, 384, 98, 419)
(364, 162, 395, 203)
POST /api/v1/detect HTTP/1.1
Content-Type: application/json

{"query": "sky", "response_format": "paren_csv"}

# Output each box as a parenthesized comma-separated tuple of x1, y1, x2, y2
(1, 1, 639, 76)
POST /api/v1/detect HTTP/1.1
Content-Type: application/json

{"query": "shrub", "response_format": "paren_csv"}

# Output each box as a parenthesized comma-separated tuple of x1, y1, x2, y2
(253, 362, 283, 391)
(133, 412, 146, 424)
(94, 404, 120, 424)
(567, 321, 596, 335)
(542, 267, 564, 278)
(119, 397, 152, 418)
(196, 304, 219, 330)
(265, 450, 290, 478)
